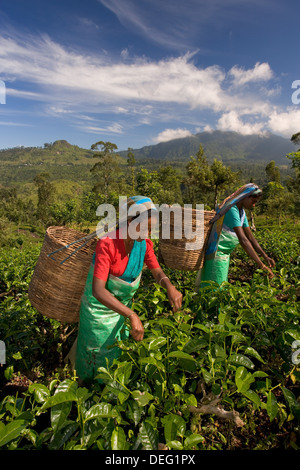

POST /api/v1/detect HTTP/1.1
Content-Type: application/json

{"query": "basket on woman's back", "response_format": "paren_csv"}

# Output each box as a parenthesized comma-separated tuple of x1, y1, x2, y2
(158, 207, 215, 271)
(28, 226, 97, 323)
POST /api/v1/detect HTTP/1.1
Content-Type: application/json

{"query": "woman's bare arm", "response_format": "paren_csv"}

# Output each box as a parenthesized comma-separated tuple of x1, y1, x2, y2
(243, 226, 275, 267)
(233, 226, 274, 278)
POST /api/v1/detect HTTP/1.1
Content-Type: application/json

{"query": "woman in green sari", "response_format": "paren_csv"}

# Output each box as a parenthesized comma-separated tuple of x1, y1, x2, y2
(196, 183, 275, 290)
(75, 196, 182, 384)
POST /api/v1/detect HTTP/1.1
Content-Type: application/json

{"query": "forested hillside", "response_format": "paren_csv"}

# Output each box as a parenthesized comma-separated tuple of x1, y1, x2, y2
(118, 131, 296, 164)
(0, 131, 296, 187)
(0, 140, 95, 185)
(0, 133, 299, 242)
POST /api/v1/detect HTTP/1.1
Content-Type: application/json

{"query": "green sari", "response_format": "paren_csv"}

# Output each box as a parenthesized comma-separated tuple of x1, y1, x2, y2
(198, 225, 241, 286)
(196, 184, 260, 290)
(75, 240, 146, 384)
(196, 205, 249, 289)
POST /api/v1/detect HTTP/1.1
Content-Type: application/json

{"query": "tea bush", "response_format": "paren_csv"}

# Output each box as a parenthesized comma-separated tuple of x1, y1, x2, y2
(0, 228, 299, 450)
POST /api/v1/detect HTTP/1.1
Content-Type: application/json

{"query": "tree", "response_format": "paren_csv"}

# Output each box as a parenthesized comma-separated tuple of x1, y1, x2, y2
(262, 182, 292, 225)
(157, 166, 183, 205)
(291, 132, 300, 148)
(33, 172, 54, 224)
(265, 160, 281, 183)
(184, 146, 240, 208)
(287, 132, 300, 172)
(184, 145, 213, 207)
(90, 141, 122, 201)
(136, 169, 163, 201)
(0, 187, 32, 225)
(135, 167, 183, 205)
(127, 147, 136, 193)
(49, 199, 78, 226)
(79, 191, 105, 223)
(286, 133, 300, 218)
(210, 159, 240, 209)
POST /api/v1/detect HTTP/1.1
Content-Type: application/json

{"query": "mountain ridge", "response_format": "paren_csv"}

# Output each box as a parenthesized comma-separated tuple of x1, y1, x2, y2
(118, 130, 296, 165)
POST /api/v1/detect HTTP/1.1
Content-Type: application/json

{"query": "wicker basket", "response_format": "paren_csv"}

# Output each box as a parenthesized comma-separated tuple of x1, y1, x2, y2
(158, 208, 215, 271)
(28, 226, 98, 323)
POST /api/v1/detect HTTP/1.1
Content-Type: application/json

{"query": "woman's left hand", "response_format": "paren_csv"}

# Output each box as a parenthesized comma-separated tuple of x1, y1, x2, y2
(264, 256, 276, 268)
(167, 286, 183, 312)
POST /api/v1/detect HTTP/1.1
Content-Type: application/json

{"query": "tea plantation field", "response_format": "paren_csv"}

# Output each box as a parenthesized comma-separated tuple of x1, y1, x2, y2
(0, 228, 299, 450)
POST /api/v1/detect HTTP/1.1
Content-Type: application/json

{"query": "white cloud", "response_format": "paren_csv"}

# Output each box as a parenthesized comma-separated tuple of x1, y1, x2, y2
(0, 30, 297, 141)
(0, 121, 32, 127)
(6, 88, 44, 100)
(83, 123, 124, 135)
(203, 125, 213, 132)
(121, 48, 129, 59)
(0, 34, 230, 113)
(217, 111, 265, 135)
(153, 128, 193, 143)
(78, 18, 100, 30)
(229, 62, 273, 86)
(267, 108, 300, 137)
(114, 106, 128, 114)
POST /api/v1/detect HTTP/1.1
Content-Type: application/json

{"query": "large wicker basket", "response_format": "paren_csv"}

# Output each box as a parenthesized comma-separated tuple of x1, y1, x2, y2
(28, 226, 97, 323)
(158, 208, 215, 271)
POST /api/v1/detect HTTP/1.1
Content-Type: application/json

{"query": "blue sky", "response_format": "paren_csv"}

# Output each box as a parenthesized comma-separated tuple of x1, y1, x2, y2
(0, 0, 299, 151)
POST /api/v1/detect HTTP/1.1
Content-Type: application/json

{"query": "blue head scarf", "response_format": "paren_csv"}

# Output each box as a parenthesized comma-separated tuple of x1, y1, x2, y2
(120, 196, 157, 283)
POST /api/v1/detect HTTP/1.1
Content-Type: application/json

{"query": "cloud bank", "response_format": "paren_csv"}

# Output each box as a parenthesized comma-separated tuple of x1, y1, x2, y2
(0, 30, 298, 142)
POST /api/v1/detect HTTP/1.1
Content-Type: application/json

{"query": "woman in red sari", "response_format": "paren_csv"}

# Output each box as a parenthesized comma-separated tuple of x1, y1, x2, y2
(75, 196, 182, 384)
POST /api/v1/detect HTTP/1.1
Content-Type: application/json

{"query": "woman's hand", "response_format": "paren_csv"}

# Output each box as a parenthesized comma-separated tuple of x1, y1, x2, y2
(264, 256, 276, 268)
(150, 268, 183, 313)
(262, 264, 275, 279)
(166, 285, 183, 312)
(128, 313, 144, 341)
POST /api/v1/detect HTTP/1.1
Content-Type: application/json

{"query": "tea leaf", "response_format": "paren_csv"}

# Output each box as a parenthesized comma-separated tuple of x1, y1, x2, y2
(84, 402, 117, 421)
(267, 391, 278, 421)
(38, 391, 77, 413)
(229, 354, 254, 369)
(132, 390, 154, 407)
(139, 421, 157, 450)
(148, 336, 167, 350)
(111, 426, 127, 450)
(235, 366, 255, 393)
(167, 351, 196, 361)
(184, 434, 205, 448)
(244, 347, 265, 363)
(51, 401, 72, 433)
(242, 390, 261, 407)
(28, 383, 50, 403)
(162, 414, 186, 442)
(0, 420, 28, 447)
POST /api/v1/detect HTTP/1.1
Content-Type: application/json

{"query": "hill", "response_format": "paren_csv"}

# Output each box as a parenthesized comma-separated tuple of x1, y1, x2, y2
(0, 132, 296, 187)
(0, 140, 95, 185)
(119, 131, 295, 165)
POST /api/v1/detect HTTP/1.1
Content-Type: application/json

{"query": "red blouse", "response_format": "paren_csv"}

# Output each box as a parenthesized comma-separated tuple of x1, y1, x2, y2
(93, 231, 160, 282)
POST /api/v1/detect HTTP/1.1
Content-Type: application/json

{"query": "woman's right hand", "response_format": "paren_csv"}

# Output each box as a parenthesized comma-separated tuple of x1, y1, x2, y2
(129, 313, 144, 341)
(262, 264, 275, 279)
